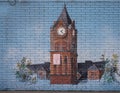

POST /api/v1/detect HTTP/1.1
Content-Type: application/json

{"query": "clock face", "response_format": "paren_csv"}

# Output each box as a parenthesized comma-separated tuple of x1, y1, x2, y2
(57, 27, 66, 35)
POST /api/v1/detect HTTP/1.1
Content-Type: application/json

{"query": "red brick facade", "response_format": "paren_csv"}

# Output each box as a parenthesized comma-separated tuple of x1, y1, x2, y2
(88, 70, 100, 80)
(50, 75, 76, 84)
(50, 5, 77, 84)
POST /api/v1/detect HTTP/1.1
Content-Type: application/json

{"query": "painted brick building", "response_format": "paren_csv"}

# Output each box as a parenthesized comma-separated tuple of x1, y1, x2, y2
(27, 62, 50, 80)
(88, 64, 103, 80)
(50, 4, 78, 84)
(78, 60, 105, 80)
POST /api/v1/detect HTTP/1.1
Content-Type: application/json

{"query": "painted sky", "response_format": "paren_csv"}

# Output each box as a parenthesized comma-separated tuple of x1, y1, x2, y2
(0, 1, 120, 64)
(0, 0, 120, 89)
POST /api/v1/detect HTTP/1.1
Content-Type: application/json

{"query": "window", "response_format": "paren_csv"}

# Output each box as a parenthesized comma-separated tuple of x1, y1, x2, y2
(71, 57, 74, 74)
(54, 65, 56, 74)
(71, 57, 73, 64)
(64, 56, 67, 63)
(60, 56, 62, 64)
(64, 56, 67, 74)
(62, 46, 66, 51)
(55, 42, 67, 51)
(91, 72, 94, 76)
(53, 54, 60, 65)
(90, 72, 96, 79)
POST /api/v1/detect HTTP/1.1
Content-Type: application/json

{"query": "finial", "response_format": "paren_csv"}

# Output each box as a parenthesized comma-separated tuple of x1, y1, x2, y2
(64, 2, 66, 8)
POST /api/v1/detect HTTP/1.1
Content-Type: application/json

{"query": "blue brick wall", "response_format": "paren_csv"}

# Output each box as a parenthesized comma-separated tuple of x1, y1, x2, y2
(0, 0, 120, 90)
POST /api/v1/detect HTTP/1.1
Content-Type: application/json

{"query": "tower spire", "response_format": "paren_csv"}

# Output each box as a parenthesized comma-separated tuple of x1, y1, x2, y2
(53, 4, 72, 28)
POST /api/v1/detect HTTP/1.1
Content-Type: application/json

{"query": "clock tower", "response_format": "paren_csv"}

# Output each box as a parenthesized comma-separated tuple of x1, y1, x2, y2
(50, 4, 78, 84)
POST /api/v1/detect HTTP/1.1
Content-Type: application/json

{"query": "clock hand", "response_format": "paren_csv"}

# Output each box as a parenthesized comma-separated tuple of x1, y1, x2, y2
(60, 30, 63, 33)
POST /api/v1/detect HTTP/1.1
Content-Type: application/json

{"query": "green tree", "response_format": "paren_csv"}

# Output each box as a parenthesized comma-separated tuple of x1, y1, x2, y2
(101, 54, 119, 83)
(15, 57, 36, 83)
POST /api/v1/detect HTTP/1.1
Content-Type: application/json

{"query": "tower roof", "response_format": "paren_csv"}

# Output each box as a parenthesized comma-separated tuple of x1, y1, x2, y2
(88, 64, 98, 71)
(53, 4, 72, 28)
(58, 4, 72, 24)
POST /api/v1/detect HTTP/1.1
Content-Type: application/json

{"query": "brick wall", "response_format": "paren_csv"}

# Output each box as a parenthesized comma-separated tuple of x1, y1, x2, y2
(0, 1, 120, 90)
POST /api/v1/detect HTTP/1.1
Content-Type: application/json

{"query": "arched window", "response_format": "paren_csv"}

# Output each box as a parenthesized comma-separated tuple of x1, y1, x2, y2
(62, 42, 67, 51)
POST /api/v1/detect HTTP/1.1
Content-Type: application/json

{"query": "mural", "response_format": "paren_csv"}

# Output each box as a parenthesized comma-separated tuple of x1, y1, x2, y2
(0, 0, 120, 91)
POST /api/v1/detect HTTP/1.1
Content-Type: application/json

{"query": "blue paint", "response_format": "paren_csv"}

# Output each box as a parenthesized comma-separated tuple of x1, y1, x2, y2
(0, 1, 120, 90)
